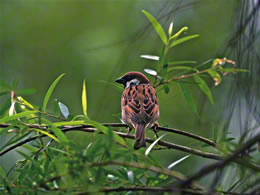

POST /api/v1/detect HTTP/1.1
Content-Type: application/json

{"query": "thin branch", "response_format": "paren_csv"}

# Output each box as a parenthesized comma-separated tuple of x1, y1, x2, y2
(100, 186, 205, 194)
(0, 125, 222, 161)
(90, 160, 205, 191)
(1, 123, 259, 172)
(0, 123, 217, 147)
(153, 69, 208, 88)
(179, 132, 260, 187)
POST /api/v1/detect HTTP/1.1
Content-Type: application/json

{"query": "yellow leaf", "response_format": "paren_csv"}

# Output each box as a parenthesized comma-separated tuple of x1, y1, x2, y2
(82, 80, 87, 116)
(33, 128, 59, 142)
(17, 96, 34, 109)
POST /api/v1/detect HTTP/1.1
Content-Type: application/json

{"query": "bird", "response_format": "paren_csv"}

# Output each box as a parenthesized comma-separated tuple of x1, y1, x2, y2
(115, 72, 159, 150)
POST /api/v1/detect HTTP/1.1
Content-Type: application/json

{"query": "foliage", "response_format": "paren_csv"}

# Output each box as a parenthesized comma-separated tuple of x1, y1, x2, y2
(0, 10, 257, 195)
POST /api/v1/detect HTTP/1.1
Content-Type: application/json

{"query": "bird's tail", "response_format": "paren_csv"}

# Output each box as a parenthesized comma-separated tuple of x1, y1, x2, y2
(134, 124, 146, 150)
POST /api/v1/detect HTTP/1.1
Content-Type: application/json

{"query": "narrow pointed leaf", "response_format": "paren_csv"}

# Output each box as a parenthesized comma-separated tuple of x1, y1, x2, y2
(169, 26, 188, 40)
(32, 128, 59, 142)
(43, 73, 65, 112)
(42, 118, 68, 143)
(9, 101, 16, 116)
(0, 110, 38, 123)
(193, 75, 214, 104)
(0, 165, 6, 179)
(168, 66, 195, 73)
(168, 61, 196, 65)
(127, 170, 134, 184)
(140, 55, 159, 61)
(142, 10, 167, 45)
(163, 84, 170, 94)
(221, 68, 249, 73)
(208, 70, 222, 86)
(86, 119, 125, 146)
(17, 96, 34, 109)
(145, 133, 167, 156)
(58, 102, 69, 119)
(168, 22, 173, 36)
(144, 69, 158, 76)
(178, 83, 199, 117)
(167, 155, 190, 169)
(53, 120, 85, 127)
(82, 80, 87, 116)
(170, 34, 199, 48)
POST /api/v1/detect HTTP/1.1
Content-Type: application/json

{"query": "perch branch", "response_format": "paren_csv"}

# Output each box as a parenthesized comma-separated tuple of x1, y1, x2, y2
(0, 125, 222, 161)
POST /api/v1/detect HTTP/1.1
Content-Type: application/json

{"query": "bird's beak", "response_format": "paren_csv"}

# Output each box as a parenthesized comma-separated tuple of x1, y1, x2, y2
(115, 77, 124, 84)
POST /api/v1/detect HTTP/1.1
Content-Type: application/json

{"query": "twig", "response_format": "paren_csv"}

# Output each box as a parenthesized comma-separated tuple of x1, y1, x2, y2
(100, 186, 205, 194)
(90, 160, 205, 191)
(1, 123, 259, 171)
(153, 69, 208, 88)
(0, 126, 222, 161)
(179, 132, 260, 187)
(0, 123, 216, 147)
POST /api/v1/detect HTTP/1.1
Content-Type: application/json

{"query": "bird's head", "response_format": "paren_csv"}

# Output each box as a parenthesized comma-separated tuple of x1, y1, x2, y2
(115, 72, 151, 88)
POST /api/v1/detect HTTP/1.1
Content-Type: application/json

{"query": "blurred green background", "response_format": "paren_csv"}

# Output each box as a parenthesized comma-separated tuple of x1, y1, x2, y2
(0, 0, 239, 184)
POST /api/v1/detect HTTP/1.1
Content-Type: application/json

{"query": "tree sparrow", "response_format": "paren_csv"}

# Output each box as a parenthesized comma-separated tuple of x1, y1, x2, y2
(115, 72, 159, 150)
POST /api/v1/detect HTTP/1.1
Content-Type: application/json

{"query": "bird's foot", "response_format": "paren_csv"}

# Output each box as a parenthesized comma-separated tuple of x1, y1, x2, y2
(152, 122, 159, 139)
(127, 127, 132, 135)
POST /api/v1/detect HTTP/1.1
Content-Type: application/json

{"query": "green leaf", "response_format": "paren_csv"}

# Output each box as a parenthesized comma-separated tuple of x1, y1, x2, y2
(170, 34, 199, 48)
(156, 45, 165, 71)
(208, 70, 222, 86)
(178, 83, 199, 117)
(142, 10, 167, 45)
(0, 98, 11, 116)
(53, 120, 85, 127)
(42, 73, 65, 112)
(0, 110, 38, 123)
(163, 84, 169, 94)
(0, 80, 10, 91)
(42, 118, 69, 143)
(168, 61, 196, 65)
(22, 144, 39, 153)
(82, 80, 87, 116)
(0, 165, 6, 179)
(58, 102, 69, 119)
(193, 75, 214, 104)
(0, 91, 9, 97)
(167, 155, 190, 169)
(145, 133, 167, 156)
(169, 26, 188, 40)
(221, 68, 249, 73)
(86, 119, 125, 146)
(168, 66, 195, 73)
(162, 64, 168, 80)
